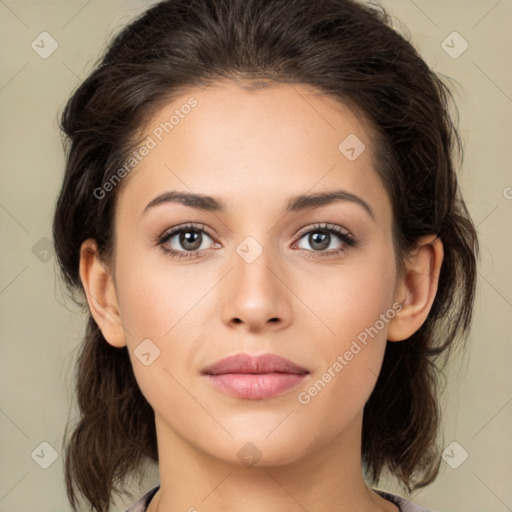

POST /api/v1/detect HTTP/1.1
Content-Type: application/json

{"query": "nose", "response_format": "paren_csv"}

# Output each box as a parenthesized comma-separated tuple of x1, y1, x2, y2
(220, 241, 293, 333)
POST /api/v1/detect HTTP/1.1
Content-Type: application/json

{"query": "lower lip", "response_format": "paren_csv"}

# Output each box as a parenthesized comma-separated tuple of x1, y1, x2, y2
(205, 372, 308, 400)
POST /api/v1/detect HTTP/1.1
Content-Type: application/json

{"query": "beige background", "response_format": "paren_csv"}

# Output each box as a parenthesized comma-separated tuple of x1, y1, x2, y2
(0, 1, 510, 511)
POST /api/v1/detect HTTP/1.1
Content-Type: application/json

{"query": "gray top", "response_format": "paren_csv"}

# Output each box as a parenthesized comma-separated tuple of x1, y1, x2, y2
(122, 485, 432, 512)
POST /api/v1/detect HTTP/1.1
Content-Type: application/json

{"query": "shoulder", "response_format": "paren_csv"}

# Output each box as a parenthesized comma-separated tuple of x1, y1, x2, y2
(122, 485, 160, 512)
(374, 489, 433, 512)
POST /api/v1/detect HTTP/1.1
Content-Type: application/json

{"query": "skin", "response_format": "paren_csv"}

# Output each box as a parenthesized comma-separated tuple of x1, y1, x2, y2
(80, 81, 443, 512)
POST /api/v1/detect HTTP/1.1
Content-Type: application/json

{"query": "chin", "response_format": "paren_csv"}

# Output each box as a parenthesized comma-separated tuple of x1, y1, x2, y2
(199, 434, 311, 469)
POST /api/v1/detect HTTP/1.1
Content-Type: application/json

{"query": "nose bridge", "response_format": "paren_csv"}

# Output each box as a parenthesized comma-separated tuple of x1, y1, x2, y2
(234, 232, 280, 302)
(220, 231, 291, 330)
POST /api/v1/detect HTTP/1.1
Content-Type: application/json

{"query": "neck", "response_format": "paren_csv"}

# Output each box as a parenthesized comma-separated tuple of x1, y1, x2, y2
(149, 412, 398, 512)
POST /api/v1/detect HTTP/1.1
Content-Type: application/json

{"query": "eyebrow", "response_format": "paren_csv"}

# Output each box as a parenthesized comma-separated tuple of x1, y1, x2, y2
(143, 189, 375, 221)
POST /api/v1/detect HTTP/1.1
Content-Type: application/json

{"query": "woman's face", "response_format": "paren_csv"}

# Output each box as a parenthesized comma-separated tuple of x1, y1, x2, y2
(109, 82, 401, 466)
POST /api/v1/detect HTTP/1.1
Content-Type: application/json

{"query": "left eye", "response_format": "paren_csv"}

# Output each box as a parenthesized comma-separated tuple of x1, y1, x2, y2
(293, 223, 355, 255)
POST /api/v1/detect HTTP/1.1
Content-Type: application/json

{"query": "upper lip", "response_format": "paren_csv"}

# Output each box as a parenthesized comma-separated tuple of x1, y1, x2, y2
(202, 353, 309, 375)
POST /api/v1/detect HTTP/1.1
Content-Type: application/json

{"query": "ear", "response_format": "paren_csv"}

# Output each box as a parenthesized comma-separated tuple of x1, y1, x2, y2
(79, 238, 127, 348)
(387, 234, 444, 342)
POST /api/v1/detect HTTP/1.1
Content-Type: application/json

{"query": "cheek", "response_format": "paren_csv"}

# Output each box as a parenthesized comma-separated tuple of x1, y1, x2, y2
(114, 244, 204, 339)
(300, 243, 397, 401)
(306, 243, 397, 344)
(113, 253, 204, 409)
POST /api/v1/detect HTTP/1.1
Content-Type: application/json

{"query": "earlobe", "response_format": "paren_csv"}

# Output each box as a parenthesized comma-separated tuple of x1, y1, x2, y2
(387, 235, 444, 342)
(79, 239, 127, 348)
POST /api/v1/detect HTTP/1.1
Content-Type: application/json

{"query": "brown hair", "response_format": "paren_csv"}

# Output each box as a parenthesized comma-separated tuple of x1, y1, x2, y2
(53, 0, 479, 510)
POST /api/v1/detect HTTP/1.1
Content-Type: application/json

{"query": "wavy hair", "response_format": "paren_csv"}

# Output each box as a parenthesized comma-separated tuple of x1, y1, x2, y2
(52, 0, 479, 510)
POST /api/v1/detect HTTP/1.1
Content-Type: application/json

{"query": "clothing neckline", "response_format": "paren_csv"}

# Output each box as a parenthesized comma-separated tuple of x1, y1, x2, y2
(142, 485, 404, 512)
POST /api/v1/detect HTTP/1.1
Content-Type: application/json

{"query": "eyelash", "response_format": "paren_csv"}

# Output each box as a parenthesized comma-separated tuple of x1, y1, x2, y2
(156, 222, 356, 260)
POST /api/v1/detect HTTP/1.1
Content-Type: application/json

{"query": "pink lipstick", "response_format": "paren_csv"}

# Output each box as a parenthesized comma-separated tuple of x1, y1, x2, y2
(202, 353, 309, 400)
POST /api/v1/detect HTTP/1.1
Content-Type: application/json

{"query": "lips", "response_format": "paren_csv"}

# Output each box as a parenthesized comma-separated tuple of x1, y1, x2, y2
(201, 353, 309, 376)
(202, 353, 309, 400)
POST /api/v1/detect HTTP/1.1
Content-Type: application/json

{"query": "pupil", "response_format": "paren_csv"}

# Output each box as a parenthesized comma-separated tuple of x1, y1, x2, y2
(311, 231, 329, 250)
(181, 230, 201, 250)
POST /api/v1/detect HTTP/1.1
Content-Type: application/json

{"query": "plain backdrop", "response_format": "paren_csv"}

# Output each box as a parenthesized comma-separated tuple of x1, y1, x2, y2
(0, 1, 511, 511)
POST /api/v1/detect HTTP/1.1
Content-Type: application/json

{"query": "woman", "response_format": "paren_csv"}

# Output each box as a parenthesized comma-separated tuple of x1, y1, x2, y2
(52, 0, 478, 511)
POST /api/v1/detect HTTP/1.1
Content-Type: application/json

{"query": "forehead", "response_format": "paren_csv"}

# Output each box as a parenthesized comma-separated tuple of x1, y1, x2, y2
(117, 81, 390, 223)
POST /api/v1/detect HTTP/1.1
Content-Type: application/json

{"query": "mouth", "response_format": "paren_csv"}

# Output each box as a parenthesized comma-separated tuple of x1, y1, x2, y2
(201, 352, 309, 400)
